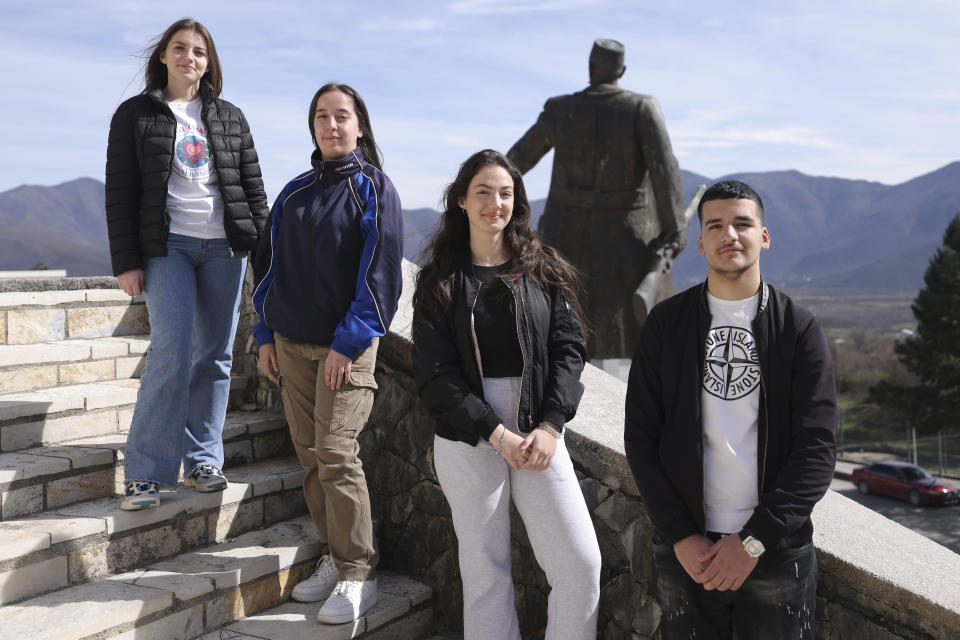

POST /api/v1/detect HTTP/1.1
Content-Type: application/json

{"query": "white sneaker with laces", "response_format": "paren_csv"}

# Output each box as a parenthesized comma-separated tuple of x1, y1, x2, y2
(316, 576, 379, 624)
(291, 554, 338, 602)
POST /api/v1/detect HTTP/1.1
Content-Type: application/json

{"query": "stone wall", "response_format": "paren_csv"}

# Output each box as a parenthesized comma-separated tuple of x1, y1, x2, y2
(243, 260, 960, 639)
(231, 268, 279, 412)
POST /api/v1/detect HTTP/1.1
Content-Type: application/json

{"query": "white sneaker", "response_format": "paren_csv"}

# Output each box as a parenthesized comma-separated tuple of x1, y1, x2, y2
(291, 555, 338, 602)
(316, 576, 379, 624)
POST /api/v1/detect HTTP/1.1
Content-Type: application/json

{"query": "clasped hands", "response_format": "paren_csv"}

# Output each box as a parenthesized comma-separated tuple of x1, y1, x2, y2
(673, 532, 758, 592)
(488, 423, 559, 471)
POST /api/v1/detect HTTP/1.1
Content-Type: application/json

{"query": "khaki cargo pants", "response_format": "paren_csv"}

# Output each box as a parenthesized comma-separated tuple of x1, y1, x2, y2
(275, 333, 379, 581)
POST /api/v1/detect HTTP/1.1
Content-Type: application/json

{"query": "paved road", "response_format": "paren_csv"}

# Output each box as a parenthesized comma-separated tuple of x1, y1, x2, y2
(830, 476, 960, 554)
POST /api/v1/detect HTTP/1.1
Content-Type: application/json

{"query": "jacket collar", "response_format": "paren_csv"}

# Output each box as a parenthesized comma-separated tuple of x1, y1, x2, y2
(579, 82, 624, 98)
(311, 147, 365, 177)
(457, 258, 521, 287)
(698, 277, 770, 316)
(147, 84, 213, 105)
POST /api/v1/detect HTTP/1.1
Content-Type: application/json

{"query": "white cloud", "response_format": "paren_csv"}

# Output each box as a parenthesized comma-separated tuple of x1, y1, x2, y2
(1, 0, 959, 204)
(673, 126, 841, 151)
(449, 0, 604, 14)
(361, 17, 440, 32)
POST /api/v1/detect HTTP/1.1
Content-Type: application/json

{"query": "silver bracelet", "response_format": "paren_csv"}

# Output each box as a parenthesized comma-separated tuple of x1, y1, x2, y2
(537, 423, 563, 439)
(493, 426, 505, 455)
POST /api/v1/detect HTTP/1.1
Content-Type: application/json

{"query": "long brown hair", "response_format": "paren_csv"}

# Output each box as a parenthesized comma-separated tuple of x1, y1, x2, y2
(307, 83, 383, 171)
(414, 149, 586, 325)
(142, 18, 222, 98)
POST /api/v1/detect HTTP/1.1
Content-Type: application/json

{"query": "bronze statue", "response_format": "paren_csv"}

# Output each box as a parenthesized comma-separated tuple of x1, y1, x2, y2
(508, 38, 688, 359)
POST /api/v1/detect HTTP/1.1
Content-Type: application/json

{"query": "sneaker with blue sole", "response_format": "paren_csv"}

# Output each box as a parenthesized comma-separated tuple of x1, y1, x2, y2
(121, 480, 160, 510)
(183, 464, 228, 492)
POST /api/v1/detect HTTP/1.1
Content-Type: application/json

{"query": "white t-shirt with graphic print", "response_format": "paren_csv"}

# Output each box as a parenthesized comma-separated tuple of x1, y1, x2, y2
(165, 98, 226, 239)
(702, 291, 761, 534)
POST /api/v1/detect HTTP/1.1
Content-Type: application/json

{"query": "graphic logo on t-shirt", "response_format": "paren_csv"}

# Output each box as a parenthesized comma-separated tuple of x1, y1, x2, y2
(177, 135, 207, 168)
(174, 134, 210, 179)
(703, 326, 760, 400)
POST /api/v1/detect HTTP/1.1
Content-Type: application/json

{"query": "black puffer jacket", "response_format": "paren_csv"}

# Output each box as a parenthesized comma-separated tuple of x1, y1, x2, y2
(105, 87, 269, 275)
(413, 267, 587, 445)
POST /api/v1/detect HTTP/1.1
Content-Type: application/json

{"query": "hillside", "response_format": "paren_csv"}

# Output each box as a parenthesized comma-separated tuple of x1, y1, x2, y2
(2, 163, 958, 293)
(0, 178, 111, 276)
(670, 163, 960, 293)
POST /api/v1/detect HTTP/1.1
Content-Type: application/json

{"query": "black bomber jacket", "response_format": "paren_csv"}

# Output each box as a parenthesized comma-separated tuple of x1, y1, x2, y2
(624, 280, 837, 552)
(413, 267, 587, 445)
(105, 87, 269, 276)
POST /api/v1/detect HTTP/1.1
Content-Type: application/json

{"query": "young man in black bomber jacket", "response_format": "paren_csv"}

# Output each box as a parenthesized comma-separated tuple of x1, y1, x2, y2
(624, 180, 837, 639)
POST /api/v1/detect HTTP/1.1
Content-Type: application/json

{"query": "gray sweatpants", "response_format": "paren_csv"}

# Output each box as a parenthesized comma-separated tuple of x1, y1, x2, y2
(434, 377, 601, 640)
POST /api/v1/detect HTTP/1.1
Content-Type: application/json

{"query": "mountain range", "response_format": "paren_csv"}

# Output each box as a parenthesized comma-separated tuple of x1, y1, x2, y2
(672, 165, 960, 292)
(0, 177, 111, 276)
(3, 163, 959, 294)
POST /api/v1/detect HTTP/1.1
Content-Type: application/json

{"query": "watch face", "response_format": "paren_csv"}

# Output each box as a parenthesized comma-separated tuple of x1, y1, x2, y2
(744, 538, 764, 557)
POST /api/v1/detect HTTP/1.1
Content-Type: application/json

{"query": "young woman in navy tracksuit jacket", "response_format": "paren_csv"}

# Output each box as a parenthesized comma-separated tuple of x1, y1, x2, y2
(252, 83, 403, 625)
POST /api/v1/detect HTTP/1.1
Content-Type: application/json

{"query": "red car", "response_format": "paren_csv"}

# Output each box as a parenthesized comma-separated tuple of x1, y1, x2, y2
(851, 460, 958, 507)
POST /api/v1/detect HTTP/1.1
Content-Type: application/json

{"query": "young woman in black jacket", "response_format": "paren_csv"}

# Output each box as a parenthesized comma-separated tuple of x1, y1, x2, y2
(412, 149, 601, 639)
(104, 18, 268, 511)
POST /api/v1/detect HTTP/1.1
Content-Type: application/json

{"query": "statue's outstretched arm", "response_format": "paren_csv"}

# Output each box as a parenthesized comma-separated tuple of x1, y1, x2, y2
(507, 109, 553, 175)
(638, 97, 684, 237)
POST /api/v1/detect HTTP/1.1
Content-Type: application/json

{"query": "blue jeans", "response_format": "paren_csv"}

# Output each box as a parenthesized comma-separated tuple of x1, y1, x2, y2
(123, 234, 246, 487)
(652, 537, 818, 640)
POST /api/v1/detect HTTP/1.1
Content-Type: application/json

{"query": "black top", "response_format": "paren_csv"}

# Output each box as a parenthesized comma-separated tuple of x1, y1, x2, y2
(472, 264, 523, 378)
(413, 266, 587, 443)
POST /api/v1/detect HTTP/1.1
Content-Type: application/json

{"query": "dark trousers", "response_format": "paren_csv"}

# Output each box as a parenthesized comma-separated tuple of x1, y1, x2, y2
(652, 539, 818, 640)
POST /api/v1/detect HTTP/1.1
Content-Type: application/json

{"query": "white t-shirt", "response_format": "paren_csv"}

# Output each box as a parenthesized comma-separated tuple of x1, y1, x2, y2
(165, 98, 226, 239)
(702, 291, 761, 533)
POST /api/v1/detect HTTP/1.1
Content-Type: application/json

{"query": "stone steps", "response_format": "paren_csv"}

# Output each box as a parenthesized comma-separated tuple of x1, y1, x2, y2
(0, 513, 433, 640)
(0, 379, 141, 455)
(0, 455, 307, 605)
(0, 376, 258, 449)
(0, 334, 149, 394)
(0, 515, 320, 639)
(0, 282, 440, 638)
(0, 289, 149, 346)
(203, 572, 434, 640)
(0, 410, 292, 520)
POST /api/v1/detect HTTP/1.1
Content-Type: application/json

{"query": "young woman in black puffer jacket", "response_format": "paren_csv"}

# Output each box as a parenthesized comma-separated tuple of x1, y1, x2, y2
(105, 18, 268, 511)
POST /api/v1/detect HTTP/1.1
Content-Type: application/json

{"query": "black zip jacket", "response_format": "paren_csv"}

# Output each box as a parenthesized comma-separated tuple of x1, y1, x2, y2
(105, 87, 269, 276)
(624, 281, 837, 551)
(413, 268, 586, 445)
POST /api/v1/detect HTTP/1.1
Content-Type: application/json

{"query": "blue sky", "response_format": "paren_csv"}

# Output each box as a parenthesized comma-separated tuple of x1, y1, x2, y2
(1, 0, 958, 208)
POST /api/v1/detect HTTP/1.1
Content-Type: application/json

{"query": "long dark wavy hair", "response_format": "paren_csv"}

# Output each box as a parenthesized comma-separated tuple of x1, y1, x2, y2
(142, 18, 222, 98)
(414, 149, 586, 325)
(307, 83, 383, 171)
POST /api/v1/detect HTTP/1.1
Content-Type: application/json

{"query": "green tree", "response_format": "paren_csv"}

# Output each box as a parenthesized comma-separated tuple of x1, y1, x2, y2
(872, 213, 960, 434)
(30, 262, 50, 270)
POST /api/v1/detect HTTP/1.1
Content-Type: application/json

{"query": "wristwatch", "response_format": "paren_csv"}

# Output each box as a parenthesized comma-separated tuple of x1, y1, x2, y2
(742, 535, 765, 558)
